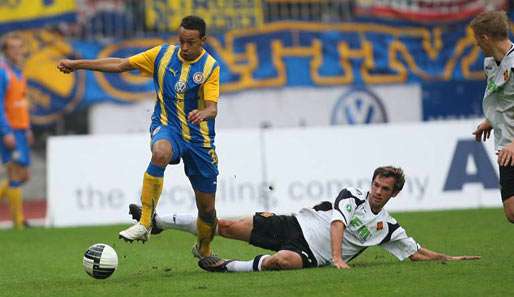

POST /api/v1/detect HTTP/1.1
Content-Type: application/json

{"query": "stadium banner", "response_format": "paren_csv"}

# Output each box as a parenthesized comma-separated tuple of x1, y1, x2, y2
(0, 0, 76, 33)
(354, 0, 507, 22)
(24, 19, 490, 125)
(89, 84, 422, 133)
(47, 120, 501, 227)
(144, 0, 263, 33)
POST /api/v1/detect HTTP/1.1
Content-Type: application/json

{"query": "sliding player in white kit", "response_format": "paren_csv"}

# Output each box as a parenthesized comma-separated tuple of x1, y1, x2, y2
(128, 166, 480, 271)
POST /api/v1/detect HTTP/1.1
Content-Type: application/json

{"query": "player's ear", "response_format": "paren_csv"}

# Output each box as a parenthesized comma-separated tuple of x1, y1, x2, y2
(391, 190, 400, 198)
(200, 35, 207, 43)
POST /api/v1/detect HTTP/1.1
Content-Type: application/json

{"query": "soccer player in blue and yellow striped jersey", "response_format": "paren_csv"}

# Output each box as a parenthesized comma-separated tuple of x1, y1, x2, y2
(58, 16, 220, 258)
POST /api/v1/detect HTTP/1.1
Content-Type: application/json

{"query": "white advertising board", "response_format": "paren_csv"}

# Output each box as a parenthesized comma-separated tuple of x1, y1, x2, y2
(47, 119, 501, 227)
(89, 84, 421, 134)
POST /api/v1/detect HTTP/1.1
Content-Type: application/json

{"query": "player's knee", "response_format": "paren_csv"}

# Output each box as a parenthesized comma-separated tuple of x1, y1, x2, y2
(217, 219, 240, 237)
(21, 169, 30, 182)
(505, 211, 514, 223)
(198, 209, 217, 225)
(262, 251, 298, 270)
(151, 151, 171, 166)
(217, 220, 231, 237)
(503, 197, 514, 223)
(197, 197, 216, 215)
(8, 167, 29, 184)
(151, 147, 172, 166)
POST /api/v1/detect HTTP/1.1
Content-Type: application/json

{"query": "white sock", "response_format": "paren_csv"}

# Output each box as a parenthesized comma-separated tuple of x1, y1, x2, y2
(156, 213, 198, 234)
(226, 260, 254, 272)
(226, 255, 270, 272)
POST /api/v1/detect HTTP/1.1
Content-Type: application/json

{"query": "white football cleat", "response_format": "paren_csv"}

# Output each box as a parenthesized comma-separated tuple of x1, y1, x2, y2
(118, 223, 151, 243)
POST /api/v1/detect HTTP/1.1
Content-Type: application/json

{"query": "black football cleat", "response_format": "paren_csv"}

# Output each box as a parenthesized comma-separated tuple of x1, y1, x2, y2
(128, 204, 163, 235)
(198, 256, 234, 272)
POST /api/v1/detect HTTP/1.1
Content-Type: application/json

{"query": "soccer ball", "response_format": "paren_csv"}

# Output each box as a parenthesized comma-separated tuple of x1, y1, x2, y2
(83, 243, 118, 279)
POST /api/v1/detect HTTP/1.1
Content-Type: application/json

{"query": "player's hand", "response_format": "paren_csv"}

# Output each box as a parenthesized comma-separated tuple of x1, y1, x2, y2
(3, 133, 16, 149)
(446, 255, 481, 261)
(497, 142, 514, 166)
(57, 59, 76, 74)
(187, 109, 208, 124)
(332, 258, 351, 269)
(26, 130, 34, 146)
(472, 120, 492, 142)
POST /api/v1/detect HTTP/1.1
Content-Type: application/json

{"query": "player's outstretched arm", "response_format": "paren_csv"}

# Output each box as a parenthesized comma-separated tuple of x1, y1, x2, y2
(409, 247, 480, 262)
(57, 58, 135, 74)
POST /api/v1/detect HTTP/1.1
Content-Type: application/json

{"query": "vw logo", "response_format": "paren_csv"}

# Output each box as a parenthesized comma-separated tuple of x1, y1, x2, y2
(331, 87, 388, 125)
(174, 80, 186, 94)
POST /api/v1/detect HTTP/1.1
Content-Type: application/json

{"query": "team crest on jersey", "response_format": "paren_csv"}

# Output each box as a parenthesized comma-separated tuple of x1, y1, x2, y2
(504, 69, 509, 82)
(174, 80, 186, 93)
(346, 204, 352, 212)
(376, 221, 383, 231)
(193, 72, 204, 84)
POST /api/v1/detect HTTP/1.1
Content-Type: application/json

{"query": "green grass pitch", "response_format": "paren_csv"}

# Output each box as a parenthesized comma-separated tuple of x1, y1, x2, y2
(1, 208, 513, 297)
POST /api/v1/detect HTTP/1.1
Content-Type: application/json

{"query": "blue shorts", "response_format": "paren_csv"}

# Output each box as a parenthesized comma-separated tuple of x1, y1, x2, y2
(151, 125, 218, 193)
(0, 129, 31, 167)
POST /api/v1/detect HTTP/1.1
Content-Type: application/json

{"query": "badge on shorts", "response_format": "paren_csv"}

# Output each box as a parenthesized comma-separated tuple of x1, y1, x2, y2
(193, 72, 204, 84)
(376, 221, 383, 231)
(174, 80, 186, 93)
(259, 212, 274, 218)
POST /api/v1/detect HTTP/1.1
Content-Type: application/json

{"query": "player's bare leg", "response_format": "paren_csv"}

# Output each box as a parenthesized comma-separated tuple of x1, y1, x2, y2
(217, 217, 253, 241)
(119, 140, 171, 243)
(198, 250, 303, 273)
(503, 197, 514, 223)
(260, 250, 303, 270)
(194, 190, 217, 258)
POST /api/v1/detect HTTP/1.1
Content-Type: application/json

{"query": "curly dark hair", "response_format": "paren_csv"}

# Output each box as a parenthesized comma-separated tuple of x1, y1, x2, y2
(180, 15, 207, 38)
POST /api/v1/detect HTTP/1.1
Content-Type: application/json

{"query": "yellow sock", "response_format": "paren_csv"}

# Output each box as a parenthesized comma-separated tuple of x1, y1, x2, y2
(140, 172, 163, 228)
(6, 186, 24, 229)
(0, 179, 8, 201)
(197, 217, 217, 257)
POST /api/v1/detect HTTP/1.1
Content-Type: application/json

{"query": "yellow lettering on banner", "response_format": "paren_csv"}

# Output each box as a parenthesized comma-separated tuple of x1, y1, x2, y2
(208, 22, 447, 92)
(0, 0, 76, 23)
(461, 46, 484, 80)
(450, 27, 484, 80)
(311, 39, 352, 85)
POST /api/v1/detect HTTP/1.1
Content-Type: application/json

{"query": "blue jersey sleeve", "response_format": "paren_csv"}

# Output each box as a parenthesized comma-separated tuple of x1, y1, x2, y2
(0, 68, 12, 135)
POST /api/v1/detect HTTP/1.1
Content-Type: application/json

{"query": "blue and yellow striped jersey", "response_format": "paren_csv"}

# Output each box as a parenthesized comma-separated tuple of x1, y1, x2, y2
(129, 44, 220, 148)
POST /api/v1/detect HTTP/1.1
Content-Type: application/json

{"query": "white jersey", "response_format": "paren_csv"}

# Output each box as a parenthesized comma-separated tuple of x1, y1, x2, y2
(482, 44, 514, 150)
(295, 187, 420, 267)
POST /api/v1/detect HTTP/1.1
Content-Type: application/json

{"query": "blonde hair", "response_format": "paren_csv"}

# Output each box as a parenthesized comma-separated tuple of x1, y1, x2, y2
(470, 11, 510, 40)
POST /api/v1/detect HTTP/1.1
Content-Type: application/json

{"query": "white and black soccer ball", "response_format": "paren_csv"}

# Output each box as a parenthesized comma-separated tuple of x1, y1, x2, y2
(83, 243, 118, 279)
